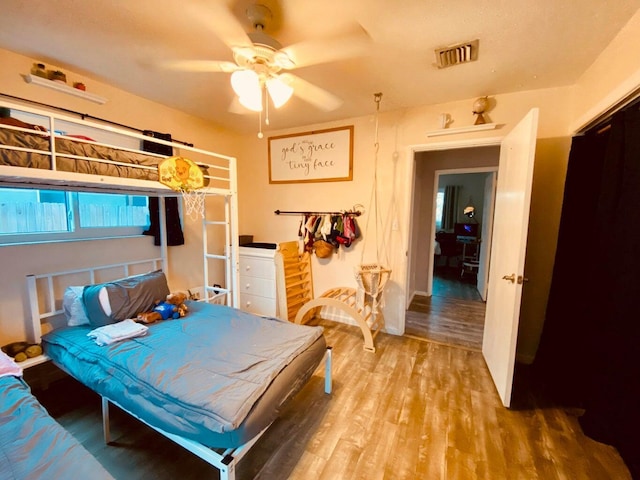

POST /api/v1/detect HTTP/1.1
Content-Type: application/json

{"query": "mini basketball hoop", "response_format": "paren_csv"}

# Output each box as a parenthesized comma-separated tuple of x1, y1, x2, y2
(158, 156, 206, 220)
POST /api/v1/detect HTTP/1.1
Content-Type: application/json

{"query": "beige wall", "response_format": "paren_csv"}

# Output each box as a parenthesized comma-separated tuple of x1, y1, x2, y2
(0, 48, 241, 343)
(517, 137, 571, 361)
(234, 1, 640, 357)
(571, 10, 640, 132)
(236, 87, 574, 351)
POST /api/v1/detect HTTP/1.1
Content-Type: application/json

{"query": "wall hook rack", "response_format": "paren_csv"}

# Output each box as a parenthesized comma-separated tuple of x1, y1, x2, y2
(274, 207, 363, 217)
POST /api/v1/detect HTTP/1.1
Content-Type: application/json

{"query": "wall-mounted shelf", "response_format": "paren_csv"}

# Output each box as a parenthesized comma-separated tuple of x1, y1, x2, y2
(426, 123, 498, 137)
(23, 74, 107, 105)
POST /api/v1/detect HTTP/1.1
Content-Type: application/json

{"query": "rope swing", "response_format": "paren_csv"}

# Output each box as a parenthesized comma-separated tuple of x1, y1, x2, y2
(355, 93, 391, 312)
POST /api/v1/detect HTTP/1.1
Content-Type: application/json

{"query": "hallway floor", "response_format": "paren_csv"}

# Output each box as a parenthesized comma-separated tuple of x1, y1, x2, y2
(406, 267, 485, 350)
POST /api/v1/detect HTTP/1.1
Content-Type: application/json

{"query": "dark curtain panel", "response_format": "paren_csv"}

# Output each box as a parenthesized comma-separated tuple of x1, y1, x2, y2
(442, 185, 460, 231)
(143, 197, 185, 246)
(141, 131, 184, 246)
(533, 132, 609, 404)
(534, 106, 640, 478)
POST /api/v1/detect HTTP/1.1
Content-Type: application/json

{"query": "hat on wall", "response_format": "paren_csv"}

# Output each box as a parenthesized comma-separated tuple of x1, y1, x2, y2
(314, 239, 335, 258)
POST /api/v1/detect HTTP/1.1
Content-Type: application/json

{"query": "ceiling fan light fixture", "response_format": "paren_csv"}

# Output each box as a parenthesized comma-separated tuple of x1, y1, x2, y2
(266, 76, 293, 108)
(231, 69, 259, 96)
(231, 69, 263, 111)
(238, 92, 263, 112)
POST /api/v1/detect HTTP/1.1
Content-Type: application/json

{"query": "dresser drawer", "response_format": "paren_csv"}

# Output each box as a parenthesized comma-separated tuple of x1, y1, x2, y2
(240, 276, 276, 299)
(239, 293, 276, 317)
(239, 256, 275, 279)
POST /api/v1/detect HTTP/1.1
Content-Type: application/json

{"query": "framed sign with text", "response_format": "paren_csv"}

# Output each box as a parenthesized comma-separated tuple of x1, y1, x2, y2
(268, 126, 353, 184)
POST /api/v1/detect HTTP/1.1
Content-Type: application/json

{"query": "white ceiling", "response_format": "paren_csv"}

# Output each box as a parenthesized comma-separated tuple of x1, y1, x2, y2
(1, 0, 639, 134)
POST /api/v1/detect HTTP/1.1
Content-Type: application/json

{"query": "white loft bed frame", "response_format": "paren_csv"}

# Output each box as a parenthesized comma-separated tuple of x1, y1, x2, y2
(0, 97, 240, 309)
(25, 260, 333, 480)
(2, 97, 333, 479)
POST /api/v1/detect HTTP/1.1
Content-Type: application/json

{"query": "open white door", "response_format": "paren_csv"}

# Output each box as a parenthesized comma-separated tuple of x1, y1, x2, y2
(482, 108, 539, 407)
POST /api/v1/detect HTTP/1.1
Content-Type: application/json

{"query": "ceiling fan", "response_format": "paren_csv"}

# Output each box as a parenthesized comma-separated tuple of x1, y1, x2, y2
(159, 3, 370, 121)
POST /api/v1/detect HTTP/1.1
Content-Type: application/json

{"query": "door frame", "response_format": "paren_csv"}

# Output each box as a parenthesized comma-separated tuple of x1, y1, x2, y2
(404, 136, 503, 315)
(426, 166, 498, 299)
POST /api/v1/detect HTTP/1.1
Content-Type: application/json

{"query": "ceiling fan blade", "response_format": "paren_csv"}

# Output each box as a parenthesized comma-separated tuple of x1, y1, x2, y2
(280, 26, 371, 69)
(280, 73, 342, 111)
(156, 60, 239, 73)
(185, 2, 253, 50)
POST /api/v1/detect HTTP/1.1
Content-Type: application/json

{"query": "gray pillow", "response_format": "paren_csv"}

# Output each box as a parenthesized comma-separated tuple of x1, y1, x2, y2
(83, 270, 170, 327)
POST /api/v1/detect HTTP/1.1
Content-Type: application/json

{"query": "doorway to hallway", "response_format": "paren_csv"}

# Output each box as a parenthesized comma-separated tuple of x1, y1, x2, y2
(405, 147, 498, 349)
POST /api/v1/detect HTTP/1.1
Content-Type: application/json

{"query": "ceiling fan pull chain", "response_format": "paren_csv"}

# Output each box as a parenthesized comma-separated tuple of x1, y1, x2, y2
(265, 89, 270, 126)
(257, 109, 264, 139)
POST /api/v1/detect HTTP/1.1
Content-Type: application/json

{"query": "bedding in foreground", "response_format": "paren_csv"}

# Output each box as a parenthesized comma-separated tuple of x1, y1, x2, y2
(42, 301, 326, 449)
(0, 374, 114, 480)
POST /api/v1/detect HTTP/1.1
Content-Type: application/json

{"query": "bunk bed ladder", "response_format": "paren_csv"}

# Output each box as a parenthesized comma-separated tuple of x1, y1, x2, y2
(202, 192, 239, 308)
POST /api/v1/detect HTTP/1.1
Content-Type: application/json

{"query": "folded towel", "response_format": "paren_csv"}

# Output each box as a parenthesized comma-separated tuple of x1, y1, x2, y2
(87, 319, 149, 346)
(0, 350, 23, 378)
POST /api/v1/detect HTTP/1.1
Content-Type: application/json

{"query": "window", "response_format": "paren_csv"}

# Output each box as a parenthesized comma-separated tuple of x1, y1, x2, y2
(435, 188, 445, 230)
(77, 192, 149, 228)
(0, 189, 69, 235)
(0, 187, 149, 244)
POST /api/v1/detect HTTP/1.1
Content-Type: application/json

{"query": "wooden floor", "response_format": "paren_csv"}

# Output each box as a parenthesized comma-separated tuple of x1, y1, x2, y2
(406, 268, 485, 350)
(31, 318, 631, 480)
(431, 266, 483, 302)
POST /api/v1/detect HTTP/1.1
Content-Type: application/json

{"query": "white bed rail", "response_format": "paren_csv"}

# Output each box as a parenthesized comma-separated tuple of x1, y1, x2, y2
(0, 98, 236, 195)
(26, 258, 164, 347)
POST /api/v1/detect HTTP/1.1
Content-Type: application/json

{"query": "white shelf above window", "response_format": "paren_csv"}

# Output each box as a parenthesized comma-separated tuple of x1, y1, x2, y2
(426, 123, 498, 137)
(24, 74, 107, 105)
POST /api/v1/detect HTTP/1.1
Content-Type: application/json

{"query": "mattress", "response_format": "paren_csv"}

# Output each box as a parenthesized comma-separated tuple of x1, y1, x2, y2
(42, 301, 326, 448)
(0, 375, 114, 480)
(0, 127, 162, 181)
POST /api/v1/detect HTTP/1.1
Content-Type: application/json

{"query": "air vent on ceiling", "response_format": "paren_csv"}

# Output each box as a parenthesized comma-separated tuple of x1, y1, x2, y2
(435, 39, 479, 69)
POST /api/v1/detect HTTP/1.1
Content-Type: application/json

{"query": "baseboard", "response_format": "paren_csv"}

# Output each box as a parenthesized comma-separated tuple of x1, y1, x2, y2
(407, 291, 416, 308)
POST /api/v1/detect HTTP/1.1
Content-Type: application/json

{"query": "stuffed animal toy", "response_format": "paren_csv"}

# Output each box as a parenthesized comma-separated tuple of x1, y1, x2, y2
(166, 292, 189, 317)
(1, 341, 43, 362)
(136, 292, 188, 324)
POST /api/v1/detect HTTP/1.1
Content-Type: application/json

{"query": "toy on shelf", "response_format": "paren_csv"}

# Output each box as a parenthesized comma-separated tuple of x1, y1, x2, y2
(1, 341, 43, 363)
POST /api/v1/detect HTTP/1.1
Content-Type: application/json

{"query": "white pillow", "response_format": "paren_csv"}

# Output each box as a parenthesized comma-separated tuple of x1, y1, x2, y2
(98, 286, 111, 316)
(62, 286, 91, 326)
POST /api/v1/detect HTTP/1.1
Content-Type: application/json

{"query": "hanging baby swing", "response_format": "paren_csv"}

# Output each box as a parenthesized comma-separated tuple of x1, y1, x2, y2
(292, 93, 390, 353)
(355, 93, 392, 314)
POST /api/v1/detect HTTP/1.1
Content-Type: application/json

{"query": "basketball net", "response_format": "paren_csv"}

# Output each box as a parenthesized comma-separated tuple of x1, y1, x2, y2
(182, 188, 206, 221)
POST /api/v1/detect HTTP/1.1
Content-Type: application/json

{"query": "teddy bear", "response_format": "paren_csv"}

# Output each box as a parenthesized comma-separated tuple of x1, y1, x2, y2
(1, 341, 43, 362)
(136, 292, 188, 324)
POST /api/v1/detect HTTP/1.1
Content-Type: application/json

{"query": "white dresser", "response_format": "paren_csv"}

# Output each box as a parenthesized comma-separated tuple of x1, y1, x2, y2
(238, 246, 278, 317)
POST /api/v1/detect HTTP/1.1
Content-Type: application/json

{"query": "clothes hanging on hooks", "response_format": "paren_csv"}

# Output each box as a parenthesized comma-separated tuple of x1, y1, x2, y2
(298, 212, 361, 254)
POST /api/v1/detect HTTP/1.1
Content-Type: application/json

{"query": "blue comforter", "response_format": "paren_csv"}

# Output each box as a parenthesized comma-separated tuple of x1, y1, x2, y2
(42, 302, 324, 448)
(0, 375, 113, 480)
